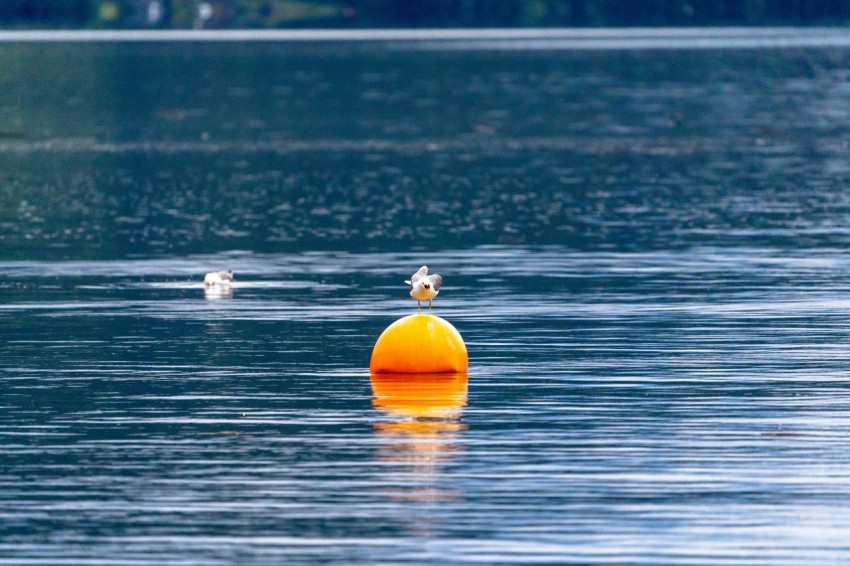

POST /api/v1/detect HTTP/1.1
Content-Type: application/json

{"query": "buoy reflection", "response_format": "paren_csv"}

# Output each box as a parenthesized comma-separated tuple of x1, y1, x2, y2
(370, 372, 468, 504)
(371, 372, 468, 432)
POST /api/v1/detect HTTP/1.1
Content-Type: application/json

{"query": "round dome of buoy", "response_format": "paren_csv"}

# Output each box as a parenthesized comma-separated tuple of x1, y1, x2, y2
(370, 314, 468, 374)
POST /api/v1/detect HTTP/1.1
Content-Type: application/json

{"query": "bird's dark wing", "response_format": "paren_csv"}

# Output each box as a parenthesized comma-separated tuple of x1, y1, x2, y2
(429, 274, 442, 292)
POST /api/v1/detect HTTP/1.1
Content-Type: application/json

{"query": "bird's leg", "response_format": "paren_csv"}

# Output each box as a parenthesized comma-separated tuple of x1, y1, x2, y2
(429, 299, 433, 312)
(417, 300, 421, 313)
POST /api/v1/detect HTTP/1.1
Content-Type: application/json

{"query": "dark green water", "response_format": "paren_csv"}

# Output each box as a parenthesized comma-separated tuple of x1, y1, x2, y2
(4, 32, 850, 564)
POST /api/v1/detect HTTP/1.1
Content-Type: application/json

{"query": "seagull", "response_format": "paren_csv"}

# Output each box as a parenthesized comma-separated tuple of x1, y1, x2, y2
(405, 265, 442, 313)
(204, 270, 233, 287)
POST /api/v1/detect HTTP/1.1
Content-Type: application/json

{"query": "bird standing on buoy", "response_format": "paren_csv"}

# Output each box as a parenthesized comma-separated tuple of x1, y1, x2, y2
(204, 270, 233, 287)
(405, 265, 442, 313)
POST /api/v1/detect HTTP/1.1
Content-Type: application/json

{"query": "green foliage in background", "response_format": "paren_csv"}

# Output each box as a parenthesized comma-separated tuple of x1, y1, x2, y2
(2, 0, 850, 29)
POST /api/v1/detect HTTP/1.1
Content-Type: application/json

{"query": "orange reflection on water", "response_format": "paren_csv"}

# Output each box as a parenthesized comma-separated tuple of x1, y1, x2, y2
(370, 372, 469, 505)
(371, 372, 468, 433)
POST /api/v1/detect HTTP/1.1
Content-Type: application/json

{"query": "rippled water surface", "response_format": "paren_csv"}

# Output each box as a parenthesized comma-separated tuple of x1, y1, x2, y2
(4, 31, 850, 564)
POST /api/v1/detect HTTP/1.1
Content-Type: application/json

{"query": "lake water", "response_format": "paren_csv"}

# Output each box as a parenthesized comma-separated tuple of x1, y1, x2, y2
(4, 29, 850, 564)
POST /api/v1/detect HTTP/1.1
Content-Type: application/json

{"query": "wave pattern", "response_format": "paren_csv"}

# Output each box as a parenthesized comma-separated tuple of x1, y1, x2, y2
(4, 248, 850, 563)
(3, 35, 850, 564)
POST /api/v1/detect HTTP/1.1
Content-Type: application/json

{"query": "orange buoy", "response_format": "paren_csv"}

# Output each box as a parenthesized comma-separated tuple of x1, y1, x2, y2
(370, 314, 468, 374)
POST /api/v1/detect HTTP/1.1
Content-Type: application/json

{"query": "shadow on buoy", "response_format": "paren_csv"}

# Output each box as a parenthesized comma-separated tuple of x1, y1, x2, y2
(370, 314, 468, 374)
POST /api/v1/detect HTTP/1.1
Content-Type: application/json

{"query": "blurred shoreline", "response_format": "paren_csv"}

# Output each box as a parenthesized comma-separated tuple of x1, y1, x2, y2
(4, 1, 850, 30)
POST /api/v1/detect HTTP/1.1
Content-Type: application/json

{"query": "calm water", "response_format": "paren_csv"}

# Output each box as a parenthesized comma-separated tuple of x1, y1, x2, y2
(4, 30, 850, 564)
